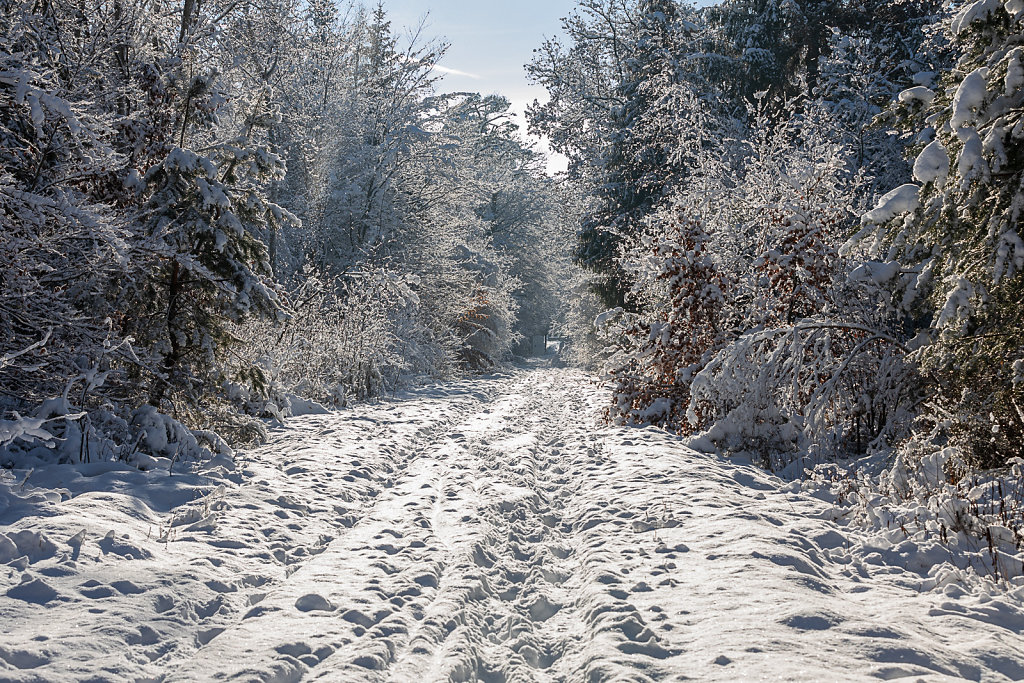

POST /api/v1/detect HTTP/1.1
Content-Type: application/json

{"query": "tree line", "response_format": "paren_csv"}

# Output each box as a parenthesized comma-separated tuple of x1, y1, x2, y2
(1, 0, 571, 463)
(533, 0, 1023, 470)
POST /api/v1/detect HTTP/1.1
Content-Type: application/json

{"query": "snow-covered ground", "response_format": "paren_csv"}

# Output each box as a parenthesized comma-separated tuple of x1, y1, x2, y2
(2, 368, 1023, 682)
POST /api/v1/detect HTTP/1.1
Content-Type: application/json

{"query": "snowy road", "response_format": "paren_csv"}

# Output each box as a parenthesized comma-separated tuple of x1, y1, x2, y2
(2, 368, 1024, 681)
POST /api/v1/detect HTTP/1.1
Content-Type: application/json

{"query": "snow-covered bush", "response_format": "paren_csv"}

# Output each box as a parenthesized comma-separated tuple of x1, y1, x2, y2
(752, 201, 842, 326)
(689, 321, 914, 458)
(604, 208, 727, 432)
(233, 267, 428, 409)
(131, 405, 232, 466)
(802, 443, 1024, 583)
(599, 93, 919, 457)
(0, 379, 226, 471)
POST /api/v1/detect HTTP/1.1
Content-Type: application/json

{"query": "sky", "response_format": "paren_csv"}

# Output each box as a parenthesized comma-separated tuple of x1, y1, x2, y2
(381, 0, 580, 173)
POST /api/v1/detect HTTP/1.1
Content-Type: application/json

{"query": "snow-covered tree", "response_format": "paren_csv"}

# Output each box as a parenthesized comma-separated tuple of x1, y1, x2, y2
(854, 0, 1024, 467)
(578, 0, 695, 308)
(0, 1, 141, 414)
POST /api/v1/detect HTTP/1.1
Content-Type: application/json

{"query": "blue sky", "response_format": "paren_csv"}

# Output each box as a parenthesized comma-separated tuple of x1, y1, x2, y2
(383, 0, 580, 169)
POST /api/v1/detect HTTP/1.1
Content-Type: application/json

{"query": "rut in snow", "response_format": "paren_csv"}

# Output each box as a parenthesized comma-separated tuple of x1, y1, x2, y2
(2, 368, 1024, 682)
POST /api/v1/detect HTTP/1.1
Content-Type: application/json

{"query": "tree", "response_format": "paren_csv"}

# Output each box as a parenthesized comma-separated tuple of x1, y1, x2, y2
(0, 0, 142, 412)
(128, 3, 296, 408)
(578, 1, 691, 308)
(855, 1, 1024, 467)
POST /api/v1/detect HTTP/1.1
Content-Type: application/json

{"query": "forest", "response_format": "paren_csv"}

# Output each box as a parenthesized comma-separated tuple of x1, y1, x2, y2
(2, 0, 1023, 545)
(535, 0, 1024, 477)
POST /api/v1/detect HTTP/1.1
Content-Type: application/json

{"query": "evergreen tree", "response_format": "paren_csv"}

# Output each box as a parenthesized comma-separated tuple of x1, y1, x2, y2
(135, 14, 295, 408)
(859, 0, 1024, 467)
(703, 0, 804, 106)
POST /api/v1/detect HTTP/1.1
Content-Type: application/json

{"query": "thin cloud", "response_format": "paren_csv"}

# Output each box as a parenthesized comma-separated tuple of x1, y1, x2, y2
(397, 53, 482, 80)
(432, 64, 482, 80)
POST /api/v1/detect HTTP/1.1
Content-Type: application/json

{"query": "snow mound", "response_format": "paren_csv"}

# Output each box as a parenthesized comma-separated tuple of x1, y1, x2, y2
(898, 86, 936, 105)
(957, 127, 986, 179)
(1006, 48, 1024, 94)
(913, 140, 950, 185)
(862, 184, 921, 224)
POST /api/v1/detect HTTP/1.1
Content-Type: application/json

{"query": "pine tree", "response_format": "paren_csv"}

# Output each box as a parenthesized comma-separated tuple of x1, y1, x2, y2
(703, 0, 804, 106)
(860, 1, 1024, 466)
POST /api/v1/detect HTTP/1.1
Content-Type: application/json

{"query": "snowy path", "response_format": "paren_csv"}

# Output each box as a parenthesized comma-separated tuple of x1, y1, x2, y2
(2, 368, 1024, 681)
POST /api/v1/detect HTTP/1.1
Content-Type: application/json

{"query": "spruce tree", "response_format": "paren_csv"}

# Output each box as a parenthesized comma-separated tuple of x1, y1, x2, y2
(862, 0, 1024, 466)
(138, 35, 294, 408)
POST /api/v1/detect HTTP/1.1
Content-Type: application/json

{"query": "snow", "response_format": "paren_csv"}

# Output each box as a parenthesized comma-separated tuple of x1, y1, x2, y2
(994, 229, 1024, 283)
(848, 260, 902, 285)
(957, 127, 986, 179)
(951, 68, 989, 129)
(0, 417, 55, 451)
(936, 277, 976, 330)
(1, 368, 1023, 681)
(131, 405, 231, 462)
(898, 85, 936, 105)
(913, 139, 950, 185)
(1006, 49, 1024, 95)
(862, 183, 921, 224)
(593, 307, 623, 329)
(913, 141, 950, 188)
(951, 0, 1001, 34)
(912, 71, 938, 86)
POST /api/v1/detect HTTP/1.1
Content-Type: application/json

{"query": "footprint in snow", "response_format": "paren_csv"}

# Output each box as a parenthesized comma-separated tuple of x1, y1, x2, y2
(80, 581, 117, 599)
(126, 625, 161, 646)
(98, 530, 152, 560)
(781, 612, 842, 631)
(153, 593, 175, 613)
(295, 593, 334, 612)
(528, 594, 561, 622)
(197, 627, 225, 646)
(0, 645, 49, 670)
(110, 580, 146, 595)
(7, 576, 60, 604)
(205, 579, 236, 593)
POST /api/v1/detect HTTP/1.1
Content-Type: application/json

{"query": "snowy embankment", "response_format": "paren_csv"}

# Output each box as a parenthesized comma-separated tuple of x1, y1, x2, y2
(1, 368, 1023, 681)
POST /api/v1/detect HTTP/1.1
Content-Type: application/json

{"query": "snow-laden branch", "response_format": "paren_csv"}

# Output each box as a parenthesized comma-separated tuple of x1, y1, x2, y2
(0, 330, 51, 370)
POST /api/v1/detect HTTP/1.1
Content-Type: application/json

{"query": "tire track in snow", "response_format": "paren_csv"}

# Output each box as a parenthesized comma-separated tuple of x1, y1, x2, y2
(160, 379, 500, 681)
(6, 368, 1024, 682)
(382, 374, 587, 681)
(164, 368, 668, 682)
